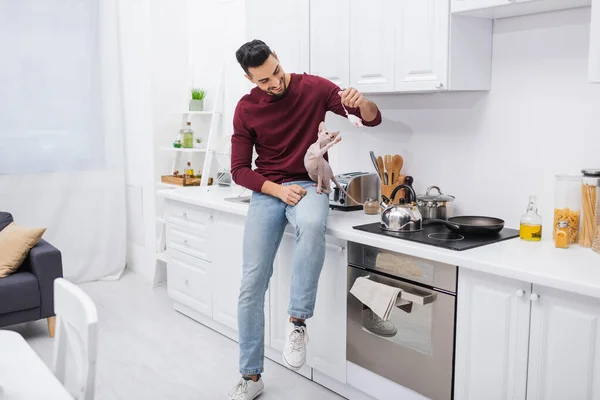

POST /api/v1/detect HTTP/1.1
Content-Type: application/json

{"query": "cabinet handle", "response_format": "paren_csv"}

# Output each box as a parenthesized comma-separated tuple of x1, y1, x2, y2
(338, 245, 345, 253)
(530, 293, 539, 302)
(183, 240, 188, 246)
(184, 279, 189, 286)
(516, 290, 524, 298)
(208, 215, 214, 222)
(182, 212, 187, 219)
(435, 82, 444, 89)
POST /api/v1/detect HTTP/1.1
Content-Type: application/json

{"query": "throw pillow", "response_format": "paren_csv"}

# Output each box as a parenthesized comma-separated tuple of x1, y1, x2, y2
(0, 222, 46, 278)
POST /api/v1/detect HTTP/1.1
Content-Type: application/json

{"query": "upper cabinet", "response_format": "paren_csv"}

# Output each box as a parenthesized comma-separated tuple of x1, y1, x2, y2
(309, 0, 350, 89)
(245, 0, 310, 74)
(349, 0, 396, 92)
(451, 0, 591, 19)
(311, 0, 493, 93)
(590, 0, 600, 83)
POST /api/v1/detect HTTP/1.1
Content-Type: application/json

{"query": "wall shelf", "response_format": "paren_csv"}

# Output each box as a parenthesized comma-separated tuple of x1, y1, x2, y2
(160, 146, 207, 153)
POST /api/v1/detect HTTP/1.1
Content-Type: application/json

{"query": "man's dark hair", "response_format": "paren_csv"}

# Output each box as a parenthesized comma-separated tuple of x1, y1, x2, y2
(235, 39, 273, 75)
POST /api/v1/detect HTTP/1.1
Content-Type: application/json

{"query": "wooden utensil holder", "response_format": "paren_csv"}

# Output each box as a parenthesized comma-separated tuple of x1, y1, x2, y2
(381, 184, 405, 204)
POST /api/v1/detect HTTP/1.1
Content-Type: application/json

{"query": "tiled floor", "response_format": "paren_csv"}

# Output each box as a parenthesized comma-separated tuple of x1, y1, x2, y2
(3, 270, 343, 400)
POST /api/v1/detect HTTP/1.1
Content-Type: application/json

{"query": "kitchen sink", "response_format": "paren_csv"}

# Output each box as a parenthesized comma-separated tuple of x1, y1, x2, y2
(224, 196, 252, 204)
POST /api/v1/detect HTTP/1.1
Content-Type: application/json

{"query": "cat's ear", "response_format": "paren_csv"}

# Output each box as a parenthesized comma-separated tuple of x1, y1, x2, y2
(318, 121, 325, 132)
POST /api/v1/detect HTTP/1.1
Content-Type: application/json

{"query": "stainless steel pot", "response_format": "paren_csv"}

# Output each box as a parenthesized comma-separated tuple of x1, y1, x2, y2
(380, 184, 423, 233)
(416, 186, 455, 220)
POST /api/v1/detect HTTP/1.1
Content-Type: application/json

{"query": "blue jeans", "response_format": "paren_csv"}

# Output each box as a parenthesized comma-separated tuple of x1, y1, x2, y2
(237, 181, 330, 375)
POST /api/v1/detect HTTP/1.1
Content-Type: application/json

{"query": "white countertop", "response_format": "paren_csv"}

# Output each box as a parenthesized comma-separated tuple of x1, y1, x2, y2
(159, 185, 600, 298)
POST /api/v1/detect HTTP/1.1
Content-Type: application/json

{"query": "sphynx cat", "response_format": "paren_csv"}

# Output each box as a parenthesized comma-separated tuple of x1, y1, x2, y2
(304, 121, 360, 205)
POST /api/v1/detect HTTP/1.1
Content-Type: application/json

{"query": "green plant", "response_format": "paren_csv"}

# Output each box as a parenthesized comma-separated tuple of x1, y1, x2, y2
(191, 88, 206, 100)
(196, 137, 202, 143)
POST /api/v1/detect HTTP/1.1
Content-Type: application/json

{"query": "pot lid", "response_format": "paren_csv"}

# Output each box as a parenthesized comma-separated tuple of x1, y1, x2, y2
(582, 169, 600, 177)
(417, 186, 455, 202)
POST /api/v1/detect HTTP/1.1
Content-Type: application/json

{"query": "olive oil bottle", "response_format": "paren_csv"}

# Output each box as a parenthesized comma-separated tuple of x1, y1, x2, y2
(520, 195, 543, 241)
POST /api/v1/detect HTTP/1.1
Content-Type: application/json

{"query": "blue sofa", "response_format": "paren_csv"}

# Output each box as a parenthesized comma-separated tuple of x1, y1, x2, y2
(0, 212, 63, 336)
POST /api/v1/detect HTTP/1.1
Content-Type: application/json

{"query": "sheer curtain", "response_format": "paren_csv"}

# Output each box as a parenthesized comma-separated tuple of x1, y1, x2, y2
(0, 0, 126, 282)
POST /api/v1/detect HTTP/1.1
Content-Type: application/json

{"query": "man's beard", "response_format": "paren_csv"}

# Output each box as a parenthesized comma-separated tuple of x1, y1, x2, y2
(267, 76, 286, 96)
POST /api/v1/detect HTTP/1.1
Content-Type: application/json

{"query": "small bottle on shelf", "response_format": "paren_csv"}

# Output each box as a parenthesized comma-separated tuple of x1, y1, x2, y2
(555, 220, 569, 249)
(182, 121, 194, 149)
(186, 161, 194, 177)
(520, 195, 543, 242)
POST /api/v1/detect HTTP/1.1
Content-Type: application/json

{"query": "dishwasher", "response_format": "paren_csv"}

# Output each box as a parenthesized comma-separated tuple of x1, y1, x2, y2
(347, 242, 458, 400)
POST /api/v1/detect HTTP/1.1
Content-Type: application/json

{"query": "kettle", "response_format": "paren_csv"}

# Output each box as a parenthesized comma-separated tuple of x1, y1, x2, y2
(380, 184, 423, 233)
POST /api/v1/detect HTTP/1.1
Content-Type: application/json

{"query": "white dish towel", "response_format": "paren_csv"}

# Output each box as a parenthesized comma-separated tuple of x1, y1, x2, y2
(350, 276, 409, 321)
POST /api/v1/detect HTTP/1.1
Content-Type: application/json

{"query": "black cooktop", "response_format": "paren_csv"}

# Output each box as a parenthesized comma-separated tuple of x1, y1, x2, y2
(352, 222, 520, 251)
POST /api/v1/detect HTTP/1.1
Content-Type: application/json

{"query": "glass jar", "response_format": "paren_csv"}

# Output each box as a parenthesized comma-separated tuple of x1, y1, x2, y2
(554, 174, 581, 244)
(363, 198, 379, 215)
(182, 121, 194, 149)
(580, 169, 600, 247)
(555, 220, 569, 249)
(593, 179, 600, 254)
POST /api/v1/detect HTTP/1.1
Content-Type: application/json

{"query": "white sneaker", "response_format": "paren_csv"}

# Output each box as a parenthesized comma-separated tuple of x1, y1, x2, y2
(282, 321, 309, 370)
(362, 308, 398, 338)
(227, 377, 264, 400)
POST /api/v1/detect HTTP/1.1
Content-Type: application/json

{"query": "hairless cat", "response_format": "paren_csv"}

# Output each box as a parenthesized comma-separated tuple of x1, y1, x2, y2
(304, 121, 360, 206)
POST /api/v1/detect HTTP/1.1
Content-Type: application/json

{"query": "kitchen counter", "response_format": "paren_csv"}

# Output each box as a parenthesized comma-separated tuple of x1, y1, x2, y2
(159, 185, 600, 299)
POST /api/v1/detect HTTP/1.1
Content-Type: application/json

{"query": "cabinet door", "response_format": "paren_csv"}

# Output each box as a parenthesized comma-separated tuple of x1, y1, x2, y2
(451, 0, 511, 13)
(590, 0, 600, 83)
(395, 0, 449, 92)
(526, 285, 600, 400)
(211, 212, 244, 332)
(306, 237, 347, 383)
(245, 0, 309, 74)
(349, 0, 395, 92)
(309, 0, 350, 88)
(454, 269, 530, 400)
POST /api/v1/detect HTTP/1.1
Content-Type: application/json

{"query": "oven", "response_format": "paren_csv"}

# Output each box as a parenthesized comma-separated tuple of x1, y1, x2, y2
(347, 242, 457, 400)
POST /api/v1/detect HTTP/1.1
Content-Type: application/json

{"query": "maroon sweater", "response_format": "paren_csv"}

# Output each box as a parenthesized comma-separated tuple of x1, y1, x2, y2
(231, 73, 382, 193)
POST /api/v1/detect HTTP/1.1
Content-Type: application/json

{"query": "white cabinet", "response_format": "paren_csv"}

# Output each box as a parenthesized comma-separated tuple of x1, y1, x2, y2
(526, 285, 600, 400)
(451, 0, 591, 19)
(455, 268, 600, 400)
(309, 0, 350, 88)
(269, 232, 348, 383)
(590, 0, 600, 83)
(349, 0, 396, 92)
(454, 269, 530, 400)
(306, 237, 347, 383)
(245, 0, 310, 74)
(310, 0, 493, 93)
(211, 212, 244, 332)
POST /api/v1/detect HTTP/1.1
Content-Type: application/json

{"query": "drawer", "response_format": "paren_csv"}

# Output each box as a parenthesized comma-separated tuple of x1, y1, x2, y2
(167, 249, 212, 318)
(167, 223, 211, 262)
(166, 200, 214, 230)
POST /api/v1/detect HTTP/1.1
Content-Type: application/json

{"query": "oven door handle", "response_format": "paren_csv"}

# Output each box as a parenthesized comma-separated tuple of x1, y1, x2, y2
(400, 290, 436, 306)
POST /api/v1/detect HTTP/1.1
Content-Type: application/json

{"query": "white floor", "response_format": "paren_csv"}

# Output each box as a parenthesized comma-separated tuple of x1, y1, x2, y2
(2, 270, 343, 400)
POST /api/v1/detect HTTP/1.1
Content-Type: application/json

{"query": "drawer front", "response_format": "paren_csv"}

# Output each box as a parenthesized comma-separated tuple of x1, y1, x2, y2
(166, 200, 214, 230)
(167, 223, 211, 262)
(167, 249, 212, 318)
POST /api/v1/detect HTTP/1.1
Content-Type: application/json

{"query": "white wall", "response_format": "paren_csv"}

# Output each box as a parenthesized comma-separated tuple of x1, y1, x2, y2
(327, 7, 600, 231)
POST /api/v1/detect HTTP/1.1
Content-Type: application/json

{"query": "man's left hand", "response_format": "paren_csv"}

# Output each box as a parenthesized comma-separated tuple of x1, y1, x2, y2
(339, 87, 366, 109)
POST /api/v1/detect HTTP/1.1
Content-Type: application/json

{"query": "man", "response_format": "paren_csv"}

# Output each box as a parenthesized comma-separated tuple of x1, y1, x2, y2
(228, 39, 382, 400)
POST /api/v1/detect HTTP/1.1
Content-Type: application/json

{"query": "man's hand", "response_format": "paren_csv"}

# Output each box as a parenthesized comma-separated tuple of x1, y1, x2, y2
(261, 181, 307, 206)
(340, 87, 366, 109)
(276, 184, 307, 206)
(339, 87, 379, 122)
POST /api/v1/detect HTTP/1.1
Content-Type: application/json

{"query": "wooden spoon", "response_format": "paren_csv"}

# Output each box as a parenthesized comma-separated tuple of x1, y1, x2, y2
(376, 156, 385, 184)
(384, 154, 393, 185)
(392, 155, 403, 183)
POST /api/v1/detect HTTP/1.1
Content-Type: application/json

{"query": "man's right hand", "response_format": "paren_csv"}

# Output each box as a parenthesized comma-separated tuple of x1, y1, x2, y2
(261, 181, 307, 206)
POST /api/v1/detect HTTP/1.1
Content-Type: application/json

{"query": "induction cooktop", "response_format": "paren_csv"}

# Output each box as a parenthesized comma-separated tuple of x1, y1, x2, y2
(352, 221, 520, 251)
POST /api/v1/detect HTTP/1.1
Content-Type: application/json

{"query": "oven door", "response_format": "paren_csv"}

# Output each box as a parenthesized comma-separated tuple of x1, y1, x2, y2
(347, 265, 456, 400)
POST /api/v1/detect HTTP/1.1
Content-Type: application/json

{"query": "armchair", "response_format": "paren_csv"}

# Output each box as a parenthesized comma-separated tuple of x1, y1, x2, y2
(0, 212, 63, 336)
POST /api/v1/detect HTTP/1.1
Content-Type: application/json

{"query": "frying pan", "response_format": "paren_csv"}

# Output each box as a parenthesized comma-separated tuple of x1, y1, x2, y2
(424, 216, 505, 235)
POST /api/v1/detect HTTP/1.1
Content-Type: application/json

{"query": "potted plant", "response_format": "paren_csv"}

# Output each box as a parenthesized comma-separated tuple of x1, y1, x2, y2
(194, 137, 203, 149)
(189, 88, 206, 111)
